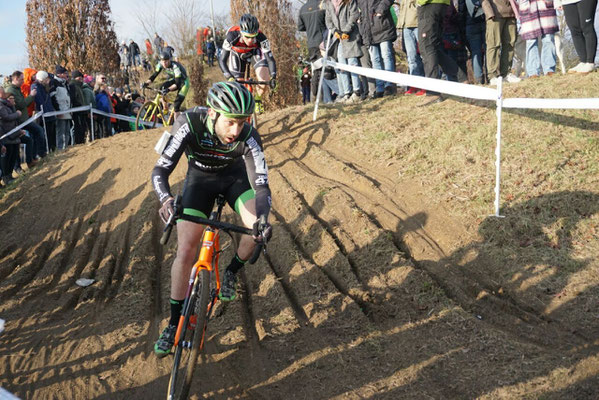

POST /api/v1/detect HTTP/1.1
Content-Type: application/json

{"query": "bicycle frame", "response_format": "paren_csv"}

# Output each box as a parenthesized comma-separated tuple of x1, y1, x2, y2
(173, 224, 222, 348)
(136, 87, 174, 130)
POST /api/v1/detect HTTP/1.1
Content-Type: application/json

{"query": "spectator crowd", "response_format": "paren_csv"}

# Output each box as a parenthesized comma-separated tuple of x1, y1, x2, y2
(296, 0, 598, 103)
(0, 34, 185, 188)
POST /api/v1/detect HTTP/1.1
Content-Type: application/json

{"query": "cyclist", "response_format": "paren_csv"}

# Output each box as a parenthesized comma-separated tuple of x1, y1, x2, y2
(151, 81, 273, 357)
(219, 13, 277, 112)
(144, 50, 189, 114)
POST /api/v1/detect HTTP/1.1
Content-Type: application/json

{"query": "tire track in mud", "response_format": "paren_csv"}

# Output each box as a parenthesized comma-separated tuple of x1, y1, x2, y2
(0, 247, 26, 284)
(267, 125, 590, 348)
(262, 251, 310, 326)
(0, 217, 63, 302)
(268, 207, 375, 319)
(103, 217, 133, 303)
(275, 171, 373, 299)
(56, 220, 109, 313)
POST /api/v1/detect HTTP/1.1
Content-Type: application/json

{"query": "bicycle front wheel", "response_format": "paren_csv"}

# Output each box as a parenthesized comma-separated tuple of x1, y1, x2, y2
(136, 101, 162, 131)
(167, 269, 211, 400)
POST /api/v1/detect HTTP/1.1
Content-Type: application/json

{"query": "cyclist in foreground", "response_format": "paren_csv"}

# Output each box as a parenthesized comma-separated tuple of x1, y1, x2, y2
(151, 81, 273, 357)
(219, 13, 277, 112)
(144, 51, 190, 116)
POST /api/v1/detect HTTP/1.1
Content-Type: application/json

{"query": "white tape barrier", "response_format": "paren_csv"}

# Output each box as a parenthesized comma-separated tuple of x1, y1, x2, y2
(42, 105, 92, 118)
(92, 108, 163, 127)
(503, 97, 599, 109)
(327, 59, 497, 101)
(0, 387, 20, 400)
(0, 113, 43, 142)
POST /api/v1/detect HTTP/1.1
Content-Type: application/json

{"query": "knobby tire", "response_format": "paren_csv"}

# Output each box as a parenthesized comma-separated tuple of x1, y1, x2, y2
(167, 269, 211, 400)
(136, 101, 163, 131)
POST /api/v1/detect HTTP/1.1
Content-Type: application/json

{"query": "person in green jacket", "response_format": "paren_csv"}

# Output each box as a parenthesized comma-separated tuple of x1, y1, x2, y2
(5, 71, 47, 159)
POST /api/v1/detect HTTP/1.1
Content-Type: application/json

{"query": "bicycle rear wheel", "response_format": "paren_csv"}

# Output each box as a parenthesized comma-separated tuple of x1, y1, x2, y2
(136, 101, 162, 131)
(167, 269, 211, 400)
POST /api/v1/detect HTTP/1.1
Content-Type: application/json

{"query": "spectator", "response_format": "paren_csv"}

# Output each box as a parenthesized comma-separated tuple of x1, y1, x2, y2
(397, 0, 425, 94)
(31, 71, 53, 157)
(50, 65, 72, 150)
(145, 38, 154, 59)
(94, 83, 112, 139)
(356, 0, 398, 96)
(5, 71, 46, 161)
(22, 68, 38, 118)
(82, 75, 96, 141)
(417, 0, 459, 98)
(458, 0, 487, 84)
(300, 67, 312, 104)
(206, 37, 216, 67)
(298, 0, 328, 99)
(163, 42, 176, 61)
(442, 0, 469, 83)
(154, 33, 165, 56)
(129, 39, 141, 67)
(555, 0, 596, 74)
(119, 41, 131, 70)
(324, 0, 364, 103)
(482, 0, 521, 85)
(518, 0, 558, 78)
(0, 87, 36, 182)
(69, 70, 88, 144)
(113, 88, 131, 133)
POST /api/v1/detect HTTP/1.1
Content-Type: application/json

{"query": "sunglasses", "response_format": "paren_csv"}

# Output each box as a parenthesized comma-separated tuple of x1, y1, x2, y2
(241, 31, 258, 38)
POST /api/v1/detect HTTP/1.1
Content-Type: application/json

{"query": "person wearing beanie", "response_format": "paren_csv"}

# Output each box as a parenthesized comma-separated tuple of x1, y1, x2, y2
(31, 71, 53, 157)
(69, 70, 87, 144)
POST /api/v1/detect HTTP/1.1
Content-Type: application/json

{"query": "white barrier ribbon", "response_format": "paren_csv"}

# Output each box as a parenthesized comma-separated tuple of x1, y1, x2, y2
(42, 105, 92, 118)
(92, 108, 163, 127)
(0, 113, 43, 142)
(327, 59, 497, 101)
(503, 97, 599, 109)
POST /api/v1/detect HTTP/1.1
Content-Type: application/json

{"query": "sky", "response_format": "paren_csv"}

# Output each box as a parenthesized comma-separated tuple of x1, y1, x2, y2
(0, 0, 231, 77)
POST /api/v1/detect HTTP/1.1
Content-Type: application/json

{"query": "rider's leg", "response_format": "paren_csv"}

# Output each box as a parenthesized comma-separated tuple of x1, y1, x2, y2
(254, 66, 270, 97)
(155, 219, 204, 357)
(219, 195, 258, 301)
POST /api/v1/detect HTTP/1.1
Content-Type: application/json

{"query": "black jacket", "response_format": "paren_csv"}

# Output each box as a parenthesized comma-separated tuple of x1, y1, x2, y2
(356, 0, 397, 46)
(298, 0, 327, 50)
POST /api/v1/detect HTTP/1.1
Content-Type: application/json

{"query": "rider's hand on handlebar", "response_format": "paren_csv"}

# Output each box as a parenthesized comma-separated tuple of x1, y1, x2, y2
(252, 218, 272, 243)
(159, 197, 175, 224)
(160, 87, 170, 95)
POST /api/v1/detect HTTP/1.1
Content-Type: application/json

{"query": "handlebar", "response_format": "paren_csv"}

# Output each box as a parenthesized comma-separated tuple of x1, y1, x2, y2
(160, 196, 267, 264)
(235, 79, 272, 85)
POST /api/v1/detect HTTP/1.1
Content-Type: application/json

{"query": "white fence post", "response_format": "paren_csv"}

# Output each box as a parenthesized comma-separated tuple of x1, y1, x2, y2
(493, 77, 505, 218)
(40, 105, 49, 154)
(90, 107, 95, 142)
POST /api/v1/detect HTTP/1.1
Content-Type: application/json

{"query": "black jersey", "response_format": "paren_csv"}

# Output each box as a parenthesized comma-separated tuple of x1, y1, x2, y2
(151, 107, 271, 218)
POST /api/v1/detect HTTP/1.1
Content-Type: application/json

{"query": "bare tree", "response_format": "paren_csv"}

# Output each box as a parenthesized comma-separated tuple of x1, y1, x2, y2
(134, 0, 164, 41)
(26, 0, 119, 73)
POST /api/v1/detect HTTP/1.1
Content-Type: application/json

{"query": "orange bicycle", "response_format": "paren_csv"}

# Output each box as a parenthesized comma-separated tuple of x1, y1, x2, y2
(161, 195, 266, 400)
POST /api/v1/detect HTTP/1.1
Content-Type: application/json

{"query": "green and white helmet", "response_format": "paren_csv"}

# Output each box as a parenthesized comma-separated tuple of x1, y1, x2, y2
(206, 81, 255, 118)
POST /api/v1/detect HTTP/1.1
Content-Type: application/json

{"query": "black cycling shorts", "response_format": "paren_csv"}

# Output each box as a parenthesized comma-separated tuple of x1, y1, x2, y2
(181, 160, 255, 219)
(227, 50, 268, 79)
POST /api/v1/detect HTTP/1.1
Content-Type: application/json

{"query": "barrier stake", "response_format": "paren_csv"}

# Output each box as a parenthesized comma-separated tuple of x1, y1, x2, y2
(313, 31, 332, 122)
(90, 108, 95, 142)
(493, 77, 505, 218)
(40, 106, 49, 154)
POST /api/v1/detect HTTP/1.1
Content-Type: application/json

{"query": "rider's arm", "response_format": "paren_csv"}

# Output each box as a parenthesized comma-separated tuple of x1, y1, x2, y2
(151, 114, 191, 203)
(148, 63, 162, 82)
(259, 35, 277, 78)
(218, 47, 233, 79)
(243, 128, 271, 220)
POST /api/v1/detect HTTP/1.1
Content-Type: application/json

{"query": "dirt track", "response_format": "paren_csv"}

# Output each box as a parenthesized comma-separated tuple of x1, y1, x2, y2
(1, 104, 598, 399)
